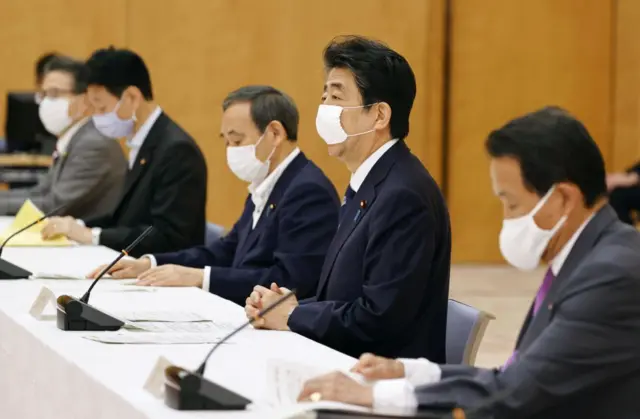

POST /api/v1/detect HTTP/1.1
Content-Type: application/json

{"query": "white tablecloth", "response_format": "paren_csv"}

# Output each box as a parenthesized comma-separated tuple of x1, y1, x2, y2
(0, 217, 355, 419)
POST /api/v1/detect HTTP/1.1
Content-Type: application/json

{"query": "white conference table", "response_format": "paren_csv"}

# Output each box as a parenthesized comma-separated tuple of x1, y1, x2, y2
(0, 217, 356, 419)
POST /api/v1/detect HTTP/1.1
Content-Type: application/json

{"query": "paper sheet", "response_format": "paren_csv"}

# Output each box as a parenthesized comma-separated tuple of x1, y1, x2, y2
(124, 321, 232, 333)
(0, 200, 71, 246)
(113, 310, 211, 322)
(82, 332, 229, 344)
(266, 359, 369, 406)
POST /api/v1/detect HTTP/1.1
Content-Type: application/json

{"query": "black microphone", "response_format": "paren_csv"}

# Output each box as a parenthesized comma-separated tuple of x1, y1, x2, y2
(164, 289, 298, 411)
(56, 226, 154, 332)
(0, 202, 67, 279)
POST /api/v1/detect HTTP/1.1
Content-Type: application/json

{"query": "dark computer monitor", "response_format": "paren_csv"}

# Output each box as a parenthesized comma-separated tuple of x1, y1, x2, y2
(4, 91, 56, 153)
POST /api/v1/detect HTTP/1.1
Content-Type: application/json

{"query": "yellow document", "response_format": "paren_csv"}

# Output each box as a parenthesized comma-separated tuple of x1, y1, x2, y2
(0, 200, 71, 246)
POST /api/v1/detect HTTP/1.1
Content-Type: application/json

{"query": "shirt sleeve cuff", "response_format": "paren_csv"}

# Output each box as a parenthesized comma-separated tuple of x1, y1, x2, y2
(143, 255, 158, 268)
(373, 379, 418, 412)
(76, 219, 85, 227)
(91, 227, 101, 245)
(399, 358, 442, 386)
(202, 266, 211, 291)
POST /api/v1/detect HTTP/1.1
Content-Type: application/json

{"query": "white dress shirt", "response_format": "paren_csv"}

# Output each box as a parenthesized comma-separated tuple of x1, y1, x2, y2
(350, 139, 398, 192)
(373, 212, 597, 411)
(82, 106, 162, 244)
(55, 117, 89, 157)
(146, 147, 302, 292)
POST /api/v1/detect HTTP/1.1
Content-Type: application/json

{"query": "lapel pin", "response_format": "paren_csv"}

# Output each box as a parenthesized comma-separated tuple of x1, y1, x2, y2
(360, 200, 367, 209)
(140, 158, 147, 166)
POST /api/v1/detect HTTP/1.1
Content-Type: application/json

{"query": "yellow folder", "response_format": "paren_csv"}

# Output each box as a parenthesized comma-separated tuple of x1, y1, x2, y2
(0, 200, 72, 246)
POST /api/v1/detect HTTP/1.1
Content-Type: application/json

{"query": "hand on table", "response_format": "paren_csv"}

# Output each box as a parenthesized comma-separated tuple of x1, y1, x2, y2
(350, 353, 405, 380)
(244, 283, 298, 330)
(135, 264, 204, 287)
(297, 371, 373, 407)
(87, 258, 151, 279)
(606, 172, 640, 190)
(41, 216, 92, 244)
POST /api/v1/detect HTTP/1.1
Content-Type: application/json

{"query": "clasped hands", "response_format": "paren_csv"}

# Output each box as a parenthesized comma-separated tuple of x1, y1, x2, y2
(244, 283, 298, 330)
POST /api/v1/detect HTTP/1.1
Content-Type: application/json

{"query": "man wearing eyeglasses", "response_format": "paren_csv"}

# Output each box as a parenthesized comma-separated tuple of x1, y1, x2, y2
(0, 55, 127, 218)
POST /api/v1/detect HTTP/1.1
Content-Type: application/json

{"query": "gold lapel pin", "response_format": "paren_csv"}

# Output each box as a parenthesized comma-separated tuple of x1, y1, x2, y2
(360, 200, 367, 209)
(140, 158, 147, 165)
(269, 203, 276, 210)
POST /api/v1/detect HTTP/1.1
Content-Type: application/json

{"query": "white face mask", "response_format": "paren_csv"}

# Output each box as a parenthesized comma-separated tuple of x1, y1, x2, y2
(226, 131, 275, 183)
(499, 185, 568, 271)
(315, 104, 376, 144)
(39, 97, 73, 135)
(92, 99, 136, 138)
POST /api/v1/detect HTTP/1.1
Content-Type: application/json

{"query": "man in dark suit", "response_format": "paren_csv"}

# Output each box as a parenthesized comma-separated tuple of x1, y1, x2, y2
(88, 85, 339, 306)
(0, 55, 126, 219)
(296, 107, 640, 419)
(42, 48, 207, 257)
(607, 162, 640, 224)
(244, 36, 451, 362)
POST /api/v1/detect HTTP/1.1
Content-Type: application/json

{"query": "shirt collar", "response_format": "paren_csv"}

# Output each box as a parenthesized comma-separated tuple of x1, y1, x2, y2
(127, 106, 162, 150)
(56, 117, 89, 155)
(349, 139, 399, 192)
(249, 147, 301, 208)
(550, 212, 597, 276)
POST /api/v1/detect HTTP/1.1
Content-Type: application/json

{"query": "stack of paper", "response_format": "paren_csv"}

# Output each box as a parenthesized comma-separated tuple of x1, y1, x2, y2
(82, 332, 229, 344)
(0, 200, 71, 246)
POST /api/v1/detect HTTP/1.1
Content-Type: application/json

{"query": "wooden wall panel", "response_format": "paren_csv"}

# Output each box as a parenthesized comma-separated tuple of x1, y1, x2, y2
(126, 0, 445, 227)
(612, 0, 640, 172)
(0, 0, 128, 134)
(446, 0, 614, 263)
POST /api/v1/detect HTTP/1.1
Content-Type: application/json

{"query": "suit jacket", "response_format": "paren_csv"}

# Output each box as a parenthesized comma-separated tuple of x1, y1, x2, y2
(85, 112, 207, 257)
(153, 153, 340, 305)
(288, 141, 451, 362)
(415, 205, 640, 419)
(0, 120, 126, 219)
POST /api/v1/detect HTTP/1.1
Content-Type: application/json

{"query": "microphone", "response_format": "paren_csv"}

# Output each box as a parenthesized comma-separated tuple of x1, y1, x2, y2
(56, 226, 154, 332)
(164, 289, 297, 411)
(0, 203, 66, 280)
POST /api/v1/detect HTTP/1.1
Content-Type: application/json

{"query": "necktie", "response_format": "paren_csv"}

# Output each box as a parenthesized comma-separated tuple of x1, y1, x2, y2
(503, 268, 556, 369)
(339, 186, 356, 222)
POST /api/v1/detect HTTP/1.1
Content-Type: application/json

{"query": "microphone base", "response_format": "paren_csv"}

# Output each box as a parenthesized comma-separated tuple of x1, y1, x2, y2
(56, 296, 124, 331)
(164, 368, 250, 410)
(0, 258, 31, 280)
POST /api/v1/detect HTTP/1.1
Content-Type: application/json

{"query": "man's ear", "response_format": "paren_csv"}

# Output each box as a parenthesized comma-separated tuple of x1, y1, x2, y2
(269, 120, 288, 147)
(556, 182, 581, 215)
(373, 102, 392, 131)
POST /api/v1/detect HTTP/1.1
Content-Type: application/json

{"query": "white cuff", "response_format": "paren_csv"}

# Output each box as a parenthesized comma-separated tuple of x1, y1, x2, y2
(90, 228, 101, 245)
(202, 266, 211, 291)
(372, 379, 418, 412)
(399, 358, 441, 387)
(76, 219, 85, 227)
(143, 255, 158, 268)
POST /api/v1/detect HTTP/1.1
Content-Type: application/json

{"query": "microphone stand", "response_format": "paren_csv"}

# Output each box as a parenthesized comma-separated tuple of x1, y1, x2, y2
(56, 226, 154, 331)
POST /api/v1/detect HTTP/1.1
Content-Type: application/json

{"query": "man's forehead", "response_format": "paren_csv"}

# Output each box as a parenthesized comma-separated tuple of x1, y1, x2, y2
(490, 156, 526, 194)
(325, 68, 354, 90)
(42, 71, 73, 88)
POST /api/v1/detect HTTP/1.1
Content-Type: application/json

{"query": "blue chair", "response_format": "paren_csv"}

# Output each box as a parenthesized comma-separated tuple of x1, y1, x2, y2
(205, 222, 225, 246)
(446, 299, 495, 365)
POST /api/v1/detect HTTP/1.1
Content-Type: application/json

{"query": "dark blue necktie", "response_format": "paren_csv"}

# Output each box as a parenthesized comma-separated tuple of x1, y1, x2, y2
(339, 185, 356, 222)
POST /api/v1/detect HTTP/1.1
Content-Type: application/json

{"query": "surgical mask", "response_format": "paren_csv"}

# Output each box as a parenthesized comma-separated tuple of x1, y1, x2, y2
(316, 104, 377, 144)
(499, 186, 568, 271)
(39, 97, 73, 135)
(226, 131, 275, 183)
(92, 100, 136, 138)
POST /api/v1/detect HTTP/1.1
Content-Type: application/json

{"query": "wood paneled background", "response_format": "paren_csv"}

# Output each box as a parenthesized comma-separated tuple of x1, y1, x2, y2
(0, 0, 637, 263)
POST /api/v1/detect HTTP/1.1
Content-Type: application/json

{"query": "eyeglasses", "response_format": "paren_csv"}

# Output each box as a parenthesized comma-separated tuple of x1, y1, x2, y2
(35, 88, 75, 104)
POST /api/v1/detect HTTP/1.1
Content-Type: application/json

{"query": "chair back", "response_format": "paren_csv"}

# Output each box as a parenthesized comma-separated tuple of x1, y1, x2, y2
(446, 299, 495, 365)
(205, 222, 225, 246)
